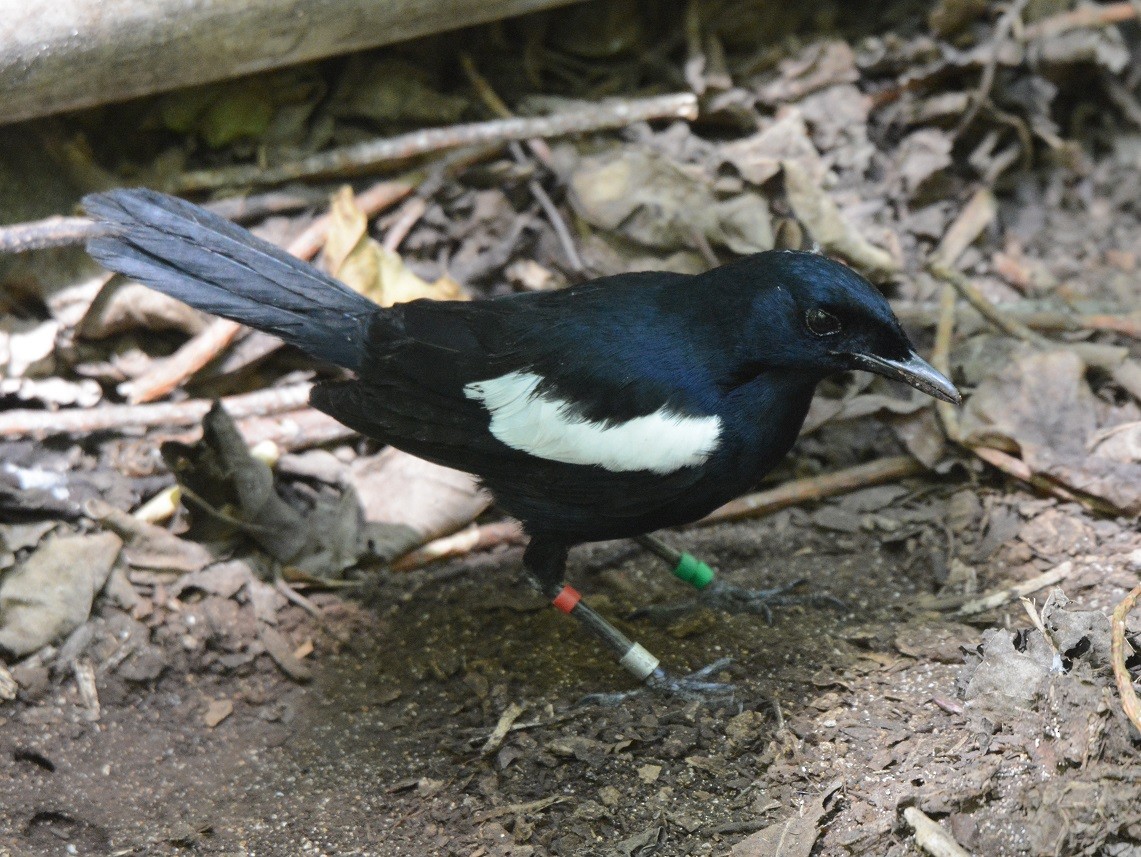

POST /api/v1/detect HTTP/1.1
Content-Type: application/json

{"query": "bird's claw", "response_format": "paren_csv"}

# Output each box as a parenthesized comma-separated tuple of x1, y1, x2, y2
(699, 578, 844, 622)
(630, 578, 843, 624)
(578, 657, 735, 706)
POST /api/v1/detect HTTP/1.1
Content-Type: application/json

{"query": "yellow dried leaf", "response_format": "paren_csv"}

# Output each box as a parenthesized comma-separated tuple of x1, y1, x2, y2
(323, 186, 466, 307)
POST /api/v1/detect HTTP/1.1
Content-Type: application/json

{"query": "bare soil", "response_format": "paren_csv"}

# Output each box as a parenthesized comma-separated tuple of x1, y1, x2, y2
(3, 484, 1139, 856)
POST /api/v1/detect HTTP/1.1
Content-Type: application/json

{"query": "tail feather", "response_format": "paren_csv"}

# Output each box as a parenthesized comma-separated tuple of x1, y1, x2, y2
(84, 188, 377, 370)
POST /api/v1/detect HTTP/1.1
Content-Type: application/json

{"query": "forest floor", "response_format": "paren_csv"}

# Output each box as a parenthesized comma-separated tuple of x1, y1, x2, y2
(2, 1, 1141, 855)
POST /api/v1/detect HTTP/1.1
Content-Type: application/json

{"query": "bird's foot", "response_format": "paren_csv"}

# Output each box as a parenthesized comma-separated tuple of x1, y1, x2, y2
(631, 578, 843, 624)
(579, 657, 735, 706)
(699, 578, 844, 621)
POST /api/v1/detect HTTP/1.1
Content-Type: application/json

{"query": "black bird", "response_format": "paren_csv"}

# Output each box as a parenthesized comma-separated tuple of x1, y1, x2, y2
(85, 189, 959, 692)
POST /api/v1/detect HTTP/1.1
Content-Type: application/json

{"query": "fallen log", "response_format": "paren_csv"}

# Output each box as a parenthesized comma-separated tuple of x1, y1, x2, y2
(0, 0, 584, 125)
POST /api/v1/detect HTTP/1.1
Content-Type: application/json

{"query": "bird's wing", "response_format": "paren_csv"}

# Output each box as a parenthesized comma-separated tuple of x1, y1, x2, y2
(310, 292, 724, 482)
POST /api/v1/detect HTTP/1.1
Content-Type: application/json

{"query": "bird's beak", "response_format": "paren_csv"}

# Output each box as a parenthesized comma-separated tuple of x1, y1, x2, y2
(849, 351, 962, 405)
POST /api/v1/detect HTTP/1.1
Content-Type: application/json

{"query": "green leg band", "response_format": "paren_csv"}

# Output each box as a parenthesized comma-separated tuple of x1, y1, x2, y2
(672, 553, 715, 589)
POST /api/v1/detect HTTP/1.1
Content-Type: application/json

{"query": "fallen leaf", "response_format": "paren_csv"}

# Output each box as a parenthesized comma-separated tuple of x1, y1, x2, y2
(719, 110, 826, 186)
(567, 147, 774, 254)
(756, 41, 858, 105)
(259, 623, 312, 682)
(327, 56, 469, 125)
(961, 349, 1141, 514)
(324, 187, 464, 307)
(80, 281, 208, 339)
(782, 160, 898, 275)
(349, 447, 492, 559)
(0, 531, 122, 657)
(2, 318, 58, 378)
(895, 129, 953, 197)
(730, 779, 842, 857)
(203, 697, 233, 728)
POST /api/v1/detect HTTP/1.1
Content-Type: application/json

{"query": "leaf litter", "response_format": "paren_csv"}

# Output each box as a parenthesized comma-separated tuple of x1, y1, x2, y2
(1, 1, 1141, 854)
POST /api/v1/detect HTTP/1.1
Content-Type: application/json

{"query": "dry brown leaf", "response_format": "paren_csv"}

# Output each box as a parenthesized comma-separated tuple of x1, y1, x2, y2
(0, 531, 122, 657)
(961, 349, 1141, 514)
(80, 281, 209, 339)
(782, 160, 899, 275)
(895, 128, 953, 197)
(348, 447, 492, 551)
(1, 318, 58, 378)
(568, 147, 773, 254)
(720, 109, 826, 186)
(730, 779, 842, 857)
(324, 186, 464, 307)
(756, 40, 858, 105)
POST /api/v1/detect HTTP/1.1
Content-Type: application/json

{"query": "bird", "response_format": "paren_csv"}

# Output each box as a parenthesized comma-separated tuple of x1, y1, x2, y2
(84, 188, 960, 694)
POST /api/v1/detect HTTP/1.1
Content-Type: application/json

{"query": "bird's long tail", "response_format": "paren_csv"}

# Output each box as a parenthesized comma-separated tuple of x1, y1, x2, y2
(84, 188, 377, 371)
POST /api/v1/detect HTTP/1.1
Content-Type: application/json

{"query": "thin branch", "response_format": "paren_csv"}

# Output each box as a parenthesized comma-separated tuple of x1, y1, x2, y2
(1111, 583, 1141, 737)
(1022, 1, 1136, 40)
(694, 455, 926, 527)
(390, 456, 930, 570)
(174, 93, 699, 192)
(382, 196, 429, 253)
(928, 262, 1048, 345)
(461, 54, 585, 273)
(0, 383, 311, 438)
(0, 216, 95, 253)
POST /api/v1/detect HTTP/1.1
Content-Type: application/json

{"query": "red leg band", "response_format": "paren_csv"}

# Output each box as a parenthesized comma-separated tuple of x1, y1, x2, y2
(551, 585, 581, 614)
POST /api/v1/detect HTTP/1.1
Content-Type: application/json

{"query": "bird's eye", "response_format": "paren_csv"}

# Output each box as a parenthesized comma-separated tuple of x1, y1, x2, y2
(805, 308, 841, 336)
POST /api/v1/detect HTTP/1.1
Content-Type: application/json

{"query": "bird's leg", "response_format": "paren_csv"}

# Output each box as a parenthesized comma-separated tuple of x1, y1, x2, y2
(525, 536, 661, 684)
(525, 536, 734, 700)
(633, 534, 842, 622)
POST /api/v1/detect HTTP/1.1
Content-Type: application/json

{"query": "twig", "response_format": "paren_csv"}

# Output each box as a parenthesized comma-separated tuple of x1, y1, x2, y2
(1082, 312, 1141, 339)
(391, 521, 525, 571)
(0, 216, 95, 253)
(932, 283, 960, 441)
(382, 196, 429, 253)
(174, 93, 699, 192)
(928, 188, 997, 439)
(929, 695, 965, 716)
(203, 186, 339, 223)
(528, 172, 585, 273)
(291, 179, 417, 259)
(955, 0, 1028, 137)
(0, 188, 343, 255)
(1111, 583, 1141, 737)
(225, 408, 355, 452)
(1022, 1, 1136, 40)
(461, 53, 584, 274)
(480, 701, 526, 757)
(930, 188, 997, 270)
(928, 263, 1047, 345)
(967, 446, 1121, 511)
(121, 317, 244, 404)
(460, 54, 555, 168)
(390, 457, 926, 570)
(121, 179, 414, 403)
(695, 455, 926, 527)
(0, 383, 311, 438)
(274, 566, 323, 618)
(903, 806, 972, 857)
(892, 300, 1141, 338)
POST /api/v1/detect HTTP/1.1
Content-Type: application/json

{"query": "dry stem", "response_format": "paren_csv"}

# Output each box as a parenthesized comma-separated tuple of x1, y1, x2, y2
(174, 93, 698, 192)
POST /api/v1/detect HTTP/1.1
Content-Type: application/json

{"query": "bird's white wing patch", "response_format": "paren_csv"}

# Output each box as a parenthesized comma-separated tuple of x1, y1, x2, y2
(464, 371, 721, 474)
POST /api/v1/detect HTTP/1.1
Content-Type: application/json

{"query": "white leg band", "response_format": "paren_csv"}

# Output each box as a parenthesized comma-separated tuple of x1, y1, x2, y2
(618, 643, 660, 681)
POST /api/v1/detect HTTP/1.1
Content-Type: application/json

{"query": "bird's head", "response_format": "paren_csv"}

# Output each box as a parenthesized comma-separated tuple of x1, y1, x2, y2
(719, 251, 961, 404)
